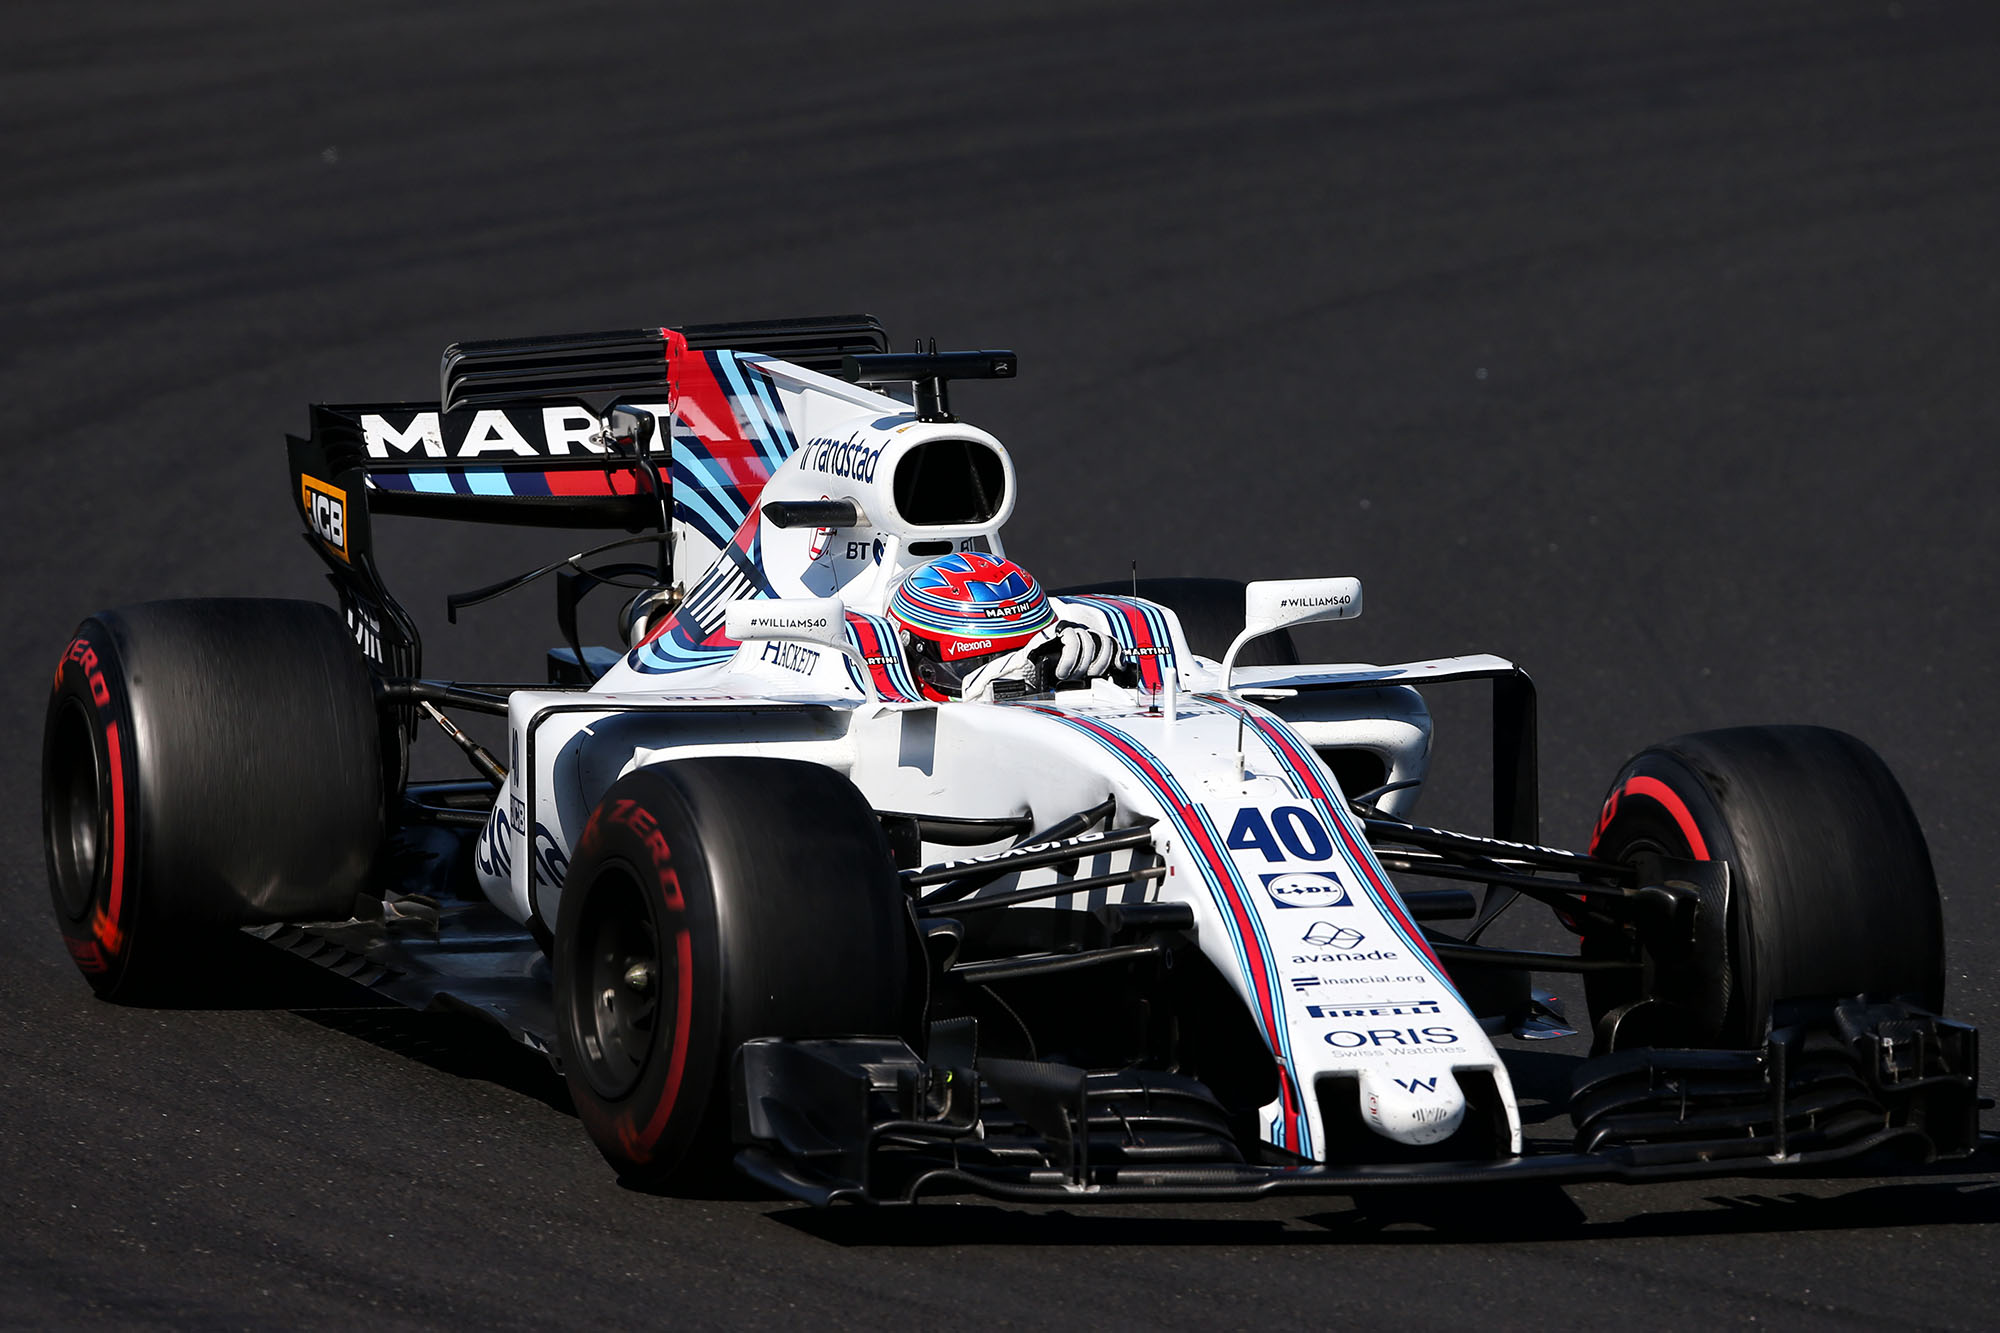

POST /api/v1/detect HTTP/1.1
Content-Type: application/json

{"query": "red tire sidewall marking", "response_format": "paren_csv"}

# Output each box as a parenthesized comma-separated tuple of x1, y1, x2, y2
(54, 635, 134, 968)
(589, 796, 698, 1166)
(1591, 772, 1711, 861)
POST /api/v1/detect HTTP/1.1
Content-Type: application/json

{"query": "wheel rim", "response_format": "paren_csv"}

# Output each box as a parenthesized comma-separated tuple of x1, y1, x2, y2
(46, 698, 104, 923)
(568, 866, 666, 1101)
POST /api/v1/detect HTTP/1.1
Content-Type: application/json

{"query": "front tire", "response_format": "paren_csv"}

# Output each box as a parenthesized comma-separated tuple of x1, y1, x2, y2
(554, 758, 912, 1189)
(1584, 725, 1943, 1048)
(42, 600, 384, 1001)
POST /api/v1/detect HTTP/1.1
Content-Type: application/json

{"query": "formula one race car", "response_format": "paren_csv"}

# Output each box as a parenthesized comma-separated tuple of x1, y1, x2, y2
(42, 315, 1983, 1203)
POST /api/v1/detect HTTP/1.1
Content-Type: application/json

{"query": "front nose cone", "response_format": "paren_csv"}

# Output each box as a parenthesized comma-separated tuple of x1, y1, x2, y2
(1355, 1066, 1466, 1146)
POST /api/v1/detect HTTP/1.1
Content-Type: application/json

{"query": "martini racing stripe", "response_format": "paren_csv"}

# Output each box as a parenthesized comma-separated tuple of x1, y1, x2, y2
(680, 555, 758, 625)
(368, 466, 653, 498)
(630, 505, 772, 674)
(1058, 595, 1175, 692)
(666, 350, 802, 553)
(718, 354, 797, 474)
(1201, 693, 1456, 992)
(1016, 705, 1311, 1158)
(842, 612, 924, 702)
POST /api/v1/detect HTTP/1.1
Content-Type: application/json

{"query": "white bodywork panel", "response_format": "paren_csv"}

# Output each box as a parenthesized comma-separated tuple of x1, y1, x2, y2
(465, 356, 1524, 1162)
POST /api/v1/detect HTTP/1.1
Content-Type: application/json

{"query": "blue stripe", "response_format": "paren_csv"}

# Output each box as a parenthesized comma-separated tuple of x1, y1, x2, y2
(632, 620, 736, 672)
(1025, 707, 1310, 1158)
(844, 614, 905, 700)
(464, 470, 513, 497)
(669, 447, 747, 549)
(1064, 596, 1179, 684)
(745, 363, 799, 459)
(716, 352, 784, 472)
(716, 352, 785, 473)
(409, 472, 454, 495)
(1206, 695, 1467, 1005)
(672, 431, 749, 518)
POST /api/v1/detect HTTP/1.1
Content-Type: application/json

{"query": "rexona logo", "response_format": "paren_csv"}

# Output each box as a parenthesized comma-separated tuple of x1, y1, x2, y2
(1302, 922, 1363, 949)
(1323, 1027, 1460, 1049)
(1263, 872, 1349, 910)
(926, 829, 1111, 876)
(300, 476, 349, 562)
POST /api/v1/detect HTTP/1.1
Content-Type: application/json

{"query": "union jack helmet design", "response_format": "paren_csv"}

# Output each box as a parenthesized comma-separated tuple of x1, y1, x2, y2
(888, 552, 1056, 662)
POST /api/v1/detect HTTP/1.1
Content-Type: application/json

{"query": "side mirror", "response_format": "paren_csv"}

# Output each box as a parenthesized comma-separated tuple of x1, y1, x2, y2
(724, 597, 878, 701)
(601, 403, 658, 455)
(1219, 577, 1363, 686)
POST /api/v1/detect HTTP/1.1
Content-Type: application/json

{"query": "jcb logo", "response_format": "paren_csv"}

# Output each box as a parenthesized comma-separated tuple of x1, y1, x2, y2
(301, 476, 350, 562)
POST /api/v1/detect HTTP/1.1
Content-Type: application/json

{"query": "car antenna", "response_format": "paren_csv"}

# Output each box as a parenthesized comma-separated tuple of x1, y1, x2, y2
(1130, 560, 1138, 598)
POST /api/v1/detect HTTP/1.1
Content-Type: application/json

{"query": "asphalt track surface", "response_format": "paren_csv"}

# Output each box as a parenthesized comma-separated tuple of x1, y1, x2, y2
(5, 1, 2000, 1326)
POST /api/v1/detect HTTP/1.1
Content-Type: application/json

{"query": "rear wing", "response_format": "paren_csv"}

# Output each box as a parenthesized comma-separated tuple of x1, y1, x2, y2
(286, 314, 889, 678)
(440, 315, 888, 411)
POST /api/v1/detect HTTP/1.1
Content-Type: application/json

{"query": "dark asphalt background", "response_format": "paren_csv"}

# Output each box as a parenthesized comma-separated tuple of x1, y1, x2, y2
(5, 1, 1999, 1326)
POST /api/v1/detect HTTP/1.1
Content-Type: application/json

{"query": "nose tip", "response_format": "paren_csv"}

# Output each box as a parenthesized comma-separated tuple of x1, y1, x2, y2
(1355, 1066, 1466, 1147)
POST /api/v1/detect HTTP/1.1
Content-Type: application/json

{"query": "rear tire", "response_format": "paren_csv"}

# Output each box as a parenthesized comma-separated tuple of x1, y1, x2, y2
(42, 600, 384, 1002)
(554, 757, 912, 1189)
(1584, 725, 1942, 1048)
(1053, 577, 1300, 666)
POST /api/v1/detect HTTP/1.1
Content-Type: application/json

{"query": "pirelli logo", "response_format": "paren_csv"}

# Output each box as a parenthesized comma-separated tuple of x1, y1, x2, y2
(301, 475, 350, 562)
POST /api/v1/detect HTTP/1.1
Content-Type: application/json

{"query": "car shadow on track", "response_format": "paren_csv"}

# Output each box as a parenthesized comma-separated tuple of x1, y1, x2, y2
(773, 1174, 2000, 1248)
(294, 1004, 577, 1118)
(122, 931, 586, 1117)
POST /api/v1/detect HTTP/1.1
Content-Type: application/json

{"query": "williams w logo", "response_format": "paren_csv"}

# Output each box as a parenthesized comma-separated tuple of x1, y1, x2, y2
(1394, 1077, 1439, 1094)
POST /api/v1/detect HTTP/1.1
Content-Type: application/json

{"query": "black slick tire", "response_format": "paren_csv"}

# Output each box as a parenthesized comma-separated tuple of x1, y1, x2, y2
(554, 757, 911, 1189)
(1584, 725, 1943, 1047)
(42, 599, 384, 1002)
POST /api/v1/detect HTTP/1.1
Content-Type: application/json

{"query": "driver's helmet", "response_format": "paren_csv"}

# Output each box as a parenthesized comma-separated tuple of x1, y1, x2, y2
(887, 552, 1057, 700)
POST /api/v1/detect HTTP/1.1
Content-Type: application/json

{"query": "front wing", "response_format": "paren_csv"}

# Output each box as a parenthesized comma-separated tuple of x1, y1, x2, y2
(731, 1000, 1982, 1205)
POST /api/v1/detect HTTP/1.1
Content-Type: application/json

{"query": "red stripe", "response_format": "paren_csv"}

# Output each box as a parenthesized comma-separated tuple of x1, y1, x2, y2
(846, 616, 892, 699)
(1103, 600, 1165, 691)
(1038, 708, 1300, 1151)
(674, 353, 771, 496)
(1618, 776, 1710, 859)
(545, 469, 614, 496)
(1241, 710, 1445, 969)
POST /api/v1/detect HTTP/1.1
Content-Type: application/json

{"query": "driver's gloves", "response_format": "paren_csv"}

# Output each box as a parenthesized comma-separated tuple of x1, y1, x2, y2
(1050, 623, 1119, 683)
